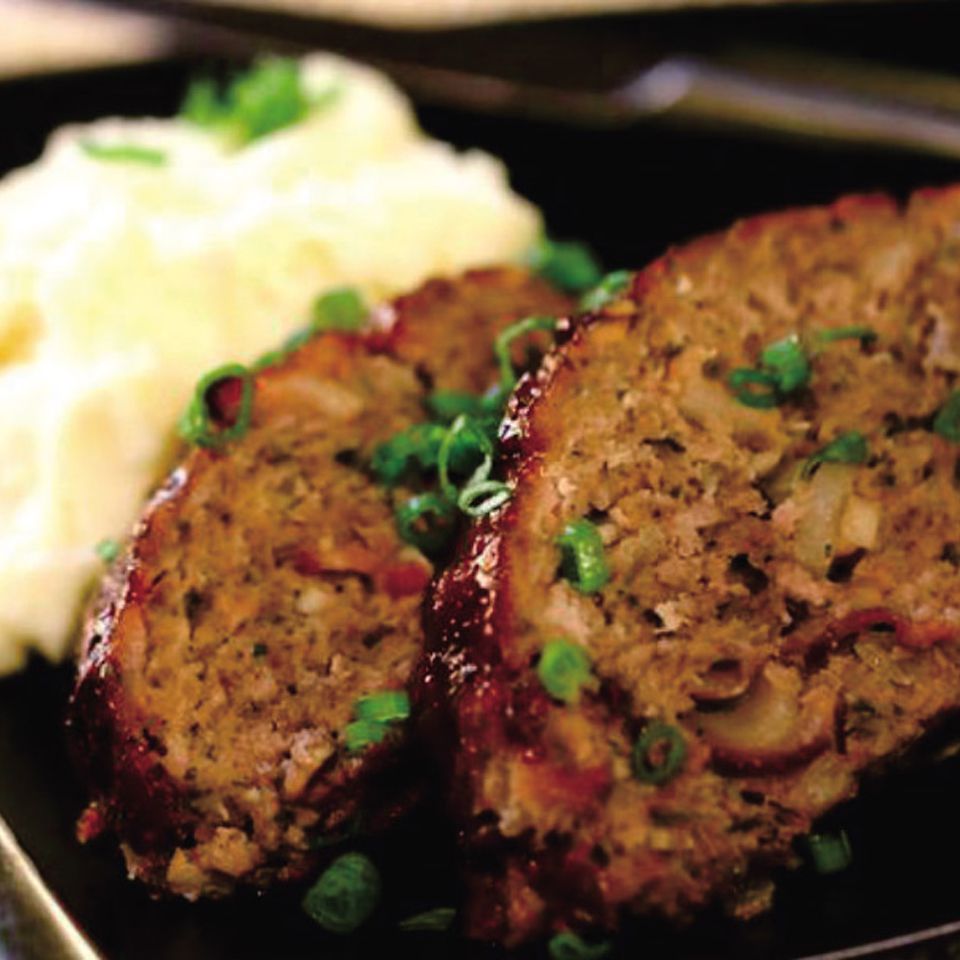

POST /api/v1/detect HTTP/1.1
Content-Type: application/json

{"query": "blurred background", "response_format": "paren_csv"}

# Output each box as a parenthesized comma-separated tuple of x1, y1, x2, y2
(5, 0, 960, 267)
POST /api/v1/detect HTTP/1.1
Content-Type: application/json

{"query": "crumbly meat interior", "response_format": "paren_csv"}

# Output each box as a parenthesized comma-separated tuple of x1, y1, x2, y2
(71, 267, 573, 899)
(438, 190, 960, 940)
(114, 341, 429, 894)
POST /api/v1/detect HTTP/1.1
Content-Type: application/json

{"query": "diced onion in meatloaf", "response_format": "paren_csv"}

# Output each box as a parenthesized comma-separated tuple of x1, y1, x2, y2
(421, 186, 960, 945)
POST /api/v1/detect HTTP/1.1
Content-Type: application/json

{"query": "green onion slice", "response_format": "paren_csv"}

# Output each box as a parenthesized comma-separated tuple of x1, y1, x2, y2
(354, 690, 410, 724)
(395, 493, 457, 558)
(180, 57, 339, 146)
(528, 237, 603, 293)
(458, 479, 511, 517)
(438, 415, 493, 502)
(803, 430, 870, 478)
(301, 852, 381, 934)
(343, 719, 390, 754)
(179, 78, 222, 126)
(178, 363, 254, 449)
(94, 539, 120, 564)
(934, 390, 960, 442)
(728, 333, 811, 408)
(816, 325, 877, 345)
(371, 424, 446, 485)
(579, 269, 632, 312)
(805, 830, 852, 875)
(80, 141, 167, 167)
(548, 932, 612, 960)
(556, 519, 610, 594)
(537, 639, 593, 705)
(632, 722, 686, 785)
(760, 335, 811, 394)
(398, 907, 456, 932)
(425, 390, 487, 424)
(494, 315, 557, 395)
(727, 368, 780, 409)
(312, 287, 366, 332)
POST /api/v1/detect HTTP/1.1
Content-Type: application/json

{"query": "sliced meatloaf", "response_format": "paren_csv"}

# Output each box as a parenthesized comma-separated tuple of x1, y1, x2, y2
(67, 267, 571, 899)
(420, 187, 960, 944)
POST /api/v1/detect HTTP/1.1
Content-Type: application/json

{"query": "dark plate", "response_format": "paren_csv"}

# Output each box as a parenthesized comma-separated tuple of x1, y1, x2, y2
(5, 38, 960, 959)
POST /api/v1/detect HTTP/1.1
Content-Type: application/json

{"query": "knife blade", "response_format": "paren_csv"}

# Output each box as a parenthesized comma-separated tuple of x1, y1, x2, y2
(360, 54, 960, 160)
(0, 815, 101, 960)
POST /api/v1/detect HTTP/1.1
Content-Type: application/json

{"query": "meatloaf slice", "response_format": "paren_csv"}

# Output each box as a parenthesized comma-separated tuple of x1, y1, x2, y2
(68, 267, 570, 899)
(420, 187, 960, 944)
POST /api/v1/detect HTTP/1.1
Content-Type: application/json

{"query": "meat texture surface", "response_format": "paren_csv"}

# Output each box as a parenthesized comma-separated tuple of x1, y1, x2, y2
(68, 268, 570, 899)
(421, 187, 960, 944)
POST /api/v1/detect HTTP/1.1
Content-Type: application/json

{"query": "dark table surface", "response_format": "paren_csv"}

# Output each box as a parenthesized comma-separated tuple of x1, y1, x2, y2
(6, 6, 960, 956)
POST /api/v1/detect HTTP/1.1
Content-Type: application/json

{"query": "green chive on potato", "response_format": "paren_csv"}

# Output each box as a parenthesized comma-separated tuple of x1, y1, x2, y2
(422, 187, 960, 944)
(68, 268, 571, 899)
(0, 51, 546, 676)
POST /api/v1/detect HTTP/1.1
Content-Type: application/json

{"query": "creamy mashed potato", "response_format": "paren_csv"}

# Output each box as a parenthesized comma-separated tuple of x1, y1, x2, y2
(0, 54, 540, 673)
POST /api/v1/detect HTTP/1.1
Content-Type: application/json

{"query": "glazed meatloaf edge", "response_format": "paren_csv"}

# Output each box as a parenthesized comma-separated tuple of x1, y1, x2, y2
(67, 267, 571, 899)
(418, 186, 960, 945)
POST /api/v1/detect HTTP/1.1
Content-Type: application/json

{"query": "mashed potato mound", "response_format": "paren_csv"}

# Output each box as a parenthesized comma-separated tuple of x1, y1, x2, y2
(0, 54, 541, 672)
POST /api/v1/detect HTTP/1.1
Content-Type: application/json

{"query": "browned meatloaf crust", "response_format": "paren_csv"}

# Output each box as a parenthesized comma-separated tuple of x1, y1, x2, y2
(67, 267, 571, 899)
(419, 186, 960, 945)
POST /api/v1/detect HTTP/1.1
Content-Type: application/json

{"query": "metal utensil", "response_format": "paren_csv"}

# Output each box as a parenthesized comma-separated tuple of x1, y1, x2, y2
(0, 815, 101, 960)
(362, 54, 960, 160)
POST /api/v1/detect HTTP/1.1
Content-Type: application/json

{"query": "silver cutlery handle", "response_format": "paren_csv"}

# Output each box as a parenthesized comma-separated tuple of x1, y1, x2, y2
(0, 817, 101, 960)
(630, 56, 960, 160)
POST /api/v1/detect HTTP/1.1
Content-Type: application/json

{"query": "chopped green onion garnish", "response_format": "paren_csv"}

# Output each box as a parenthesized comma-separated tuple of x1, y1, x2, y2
(312, 287, 366, 332)
(181, 57, 338, 146)
(816, 326, 877, 345)
(395, 493, 457, 558)
(212, 58, 310, 143)
(631, 722, 686, 785)
(458, 479, 511, 517)
(345, 690, 410, 753)
(548, 932, 612, 960)
(728, 368, 780, 409)
(934, 390, 960, 442)
(437, 415, 493, 502)
(579, 269, 631, 312)
(80, 141, 167, 167)
(729, 333, 811, 408)
(805, 830, 852, 875)
(179, 78, 223, 127)
(528, 238, 603, 293)
(343, 719, 390, 754)
(354, 690, 410, 724)
(372, 424, 447, 485)
(760, 335, 811, 394)
(178, 363, 254, 449)
(252, 643, 268, 658)
(426, 390, 487, 424)
(480, 382, 510, 417)
(301, 852, 381, 934)
(373, 416, 492, 490)
(803, 430, 870, 478)
(537, 639, 593, 705)
(556, 519, 610, 594)
(398, 907, 456, 932)
(94, 539, 120, 564)
(494, 315, 557, 395)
